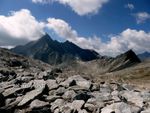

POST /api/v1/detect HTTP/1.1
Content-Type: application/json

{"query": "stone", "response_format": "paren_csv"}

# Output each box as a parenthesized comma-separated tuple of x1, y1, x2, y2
(101, 102, 132, 113)
(63, 90, 76, 100)
(60, 75, 91, 89)
(100, 84, 112, 93)
(45, 95, 62, 102)
(120, 91, 144, 107)
(46, 79, 58, 90)
(70, 100, 85, 111)
(55, 87, 66, 96)
(122, 84, 135, 91)
(30, 99, 49, 109)
(78, 109, 88, 113)
(4, 96, 22, 109)
(87, 98, 105, 108)
(91, 83, 100, 91)
(141, 91, 150, 102)
(50, 99, 65, 112)
(84, 103, 95, 112)
(2, 87, 22, 98)
(18, 85, 46, 106)
(91, 92, 112, 102)
(33, 80, 46, 89)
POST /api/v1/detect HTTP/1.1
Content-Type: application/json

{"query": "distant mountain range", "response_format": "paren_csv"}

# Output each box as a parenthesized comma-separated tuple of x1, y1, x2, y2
(11, 34, 100, 65)
(138, 52, 150, 60)
(11, 34, 141, 73)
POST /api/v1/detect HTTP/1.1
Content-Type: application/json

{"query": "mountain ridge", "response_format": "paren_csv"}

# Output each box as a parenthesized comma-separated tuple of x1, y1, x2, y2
(11, 34, 100, 65)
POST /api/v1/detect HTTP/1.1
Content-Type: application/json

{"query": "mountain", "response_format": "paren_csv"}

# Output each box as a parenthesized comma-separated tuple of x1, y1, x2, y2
(61, 49, 141, 76)
(138, 52, 150, 60)
(0, 47, 150, 112)
(11, 34, 100, 65)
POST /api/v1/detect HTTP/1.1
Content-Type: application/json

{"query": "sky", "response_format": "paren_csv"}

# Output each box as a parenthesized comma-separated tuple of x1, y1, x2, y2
(0, 0, 150, 56)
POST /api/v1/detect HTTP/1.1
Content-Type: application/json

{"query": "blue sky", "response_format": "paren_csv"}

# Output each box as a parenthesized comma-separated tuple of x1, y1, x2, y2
(0, 0, 150, 56)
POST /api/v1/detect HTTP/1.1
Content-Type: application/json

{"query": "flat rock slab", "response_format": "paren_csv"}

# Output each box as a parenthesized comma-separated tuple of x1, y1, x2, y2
(18, 86, 45, 106)
(30, 99, 49, 109)
(2, 87, 22, 97)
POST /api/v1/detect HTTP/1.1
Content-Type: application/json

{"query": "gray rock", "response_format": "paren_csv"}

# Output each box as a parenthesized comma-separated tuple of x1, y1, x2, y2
(100, 84, 112, 93)
(84, 103, 95, 112)
(33, 79, 46, 89)
(87, 98, 105, 108)
(45, 95, 62, 102)
(55, 87, 66, 96)
(3, 96, 22, 109)
(101, 102, 132, 113)
(91, 92, 112, 102)
(18, 84, 46, 106)
(120, 91, 144, 107)
(2, 87, 22, 97)
(63, 90, 76, 100)
(50, 99, 65, 112)
(46, 79, 58, 90)
(30, 99, 49, 109)
(60, 75, 91, 89)
(122, 84, 135, 91)
(70, 100, 85, 111)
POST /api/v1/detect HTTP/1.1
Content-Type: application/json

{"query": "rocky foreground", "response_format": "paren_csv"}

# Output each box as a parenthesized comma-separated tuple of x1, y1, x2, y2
(0, 73, 150, 113)
(0, 48, 150, 113)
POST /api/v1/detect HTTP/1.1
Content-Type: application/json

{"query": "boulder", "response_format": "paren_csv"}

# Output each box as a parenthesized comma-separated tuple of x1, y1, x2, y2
(50, 99, 65, 112)
(2, 87, 22, 98)
(63, 90, 76, 100)
(101, 102, 132, 113)
(30, 99, 49, 109)
(120, 91, 144, 107)
(70, 100, 85, 111)
(60, 75, 91, 89)
(18, 84, 46, 107)
(46, 79, 58, 90)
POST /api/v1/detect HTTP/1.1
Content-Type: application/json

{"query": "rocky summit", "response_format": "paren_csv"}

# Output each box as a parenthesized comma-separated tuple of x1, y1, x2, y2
(0, 48, 150, 113)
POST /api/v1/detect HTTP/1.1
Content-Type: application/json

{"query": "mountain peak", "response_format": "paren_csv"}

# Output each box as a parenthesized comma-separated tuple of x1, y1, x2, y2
(118, 49, 141, 63)
(11, 35, 99, 65)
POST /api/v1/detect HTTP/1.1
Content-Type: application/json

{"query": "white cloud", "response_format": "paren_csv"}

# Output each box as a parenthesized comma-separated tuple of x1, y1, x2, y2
(125, 3, 134, 10)
(47, 18, 150, 56)
(32, 0, 109, 16)
(32, 0, 51, 4)
(0, 9, 45, 46)
(134, 12, 150, 24)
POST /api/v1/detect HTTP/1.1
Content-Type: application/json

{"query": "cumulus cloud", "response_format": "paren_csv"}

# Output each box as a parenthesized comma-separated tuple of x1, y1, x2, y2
(32, 0, 109, 16)
(125, 3, 134, 10)
(47, 18, 150, 56)
(0, 9, 45, 47)
(134, 12, 150, 24)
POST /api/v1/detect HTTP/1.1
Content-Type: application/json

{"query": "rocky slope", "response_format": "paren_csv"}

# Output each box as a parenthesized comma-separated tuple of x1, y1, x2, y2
(11, 34, 100, 65)
(0, 48, 150, 113)
(60, 50, 141, 77)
